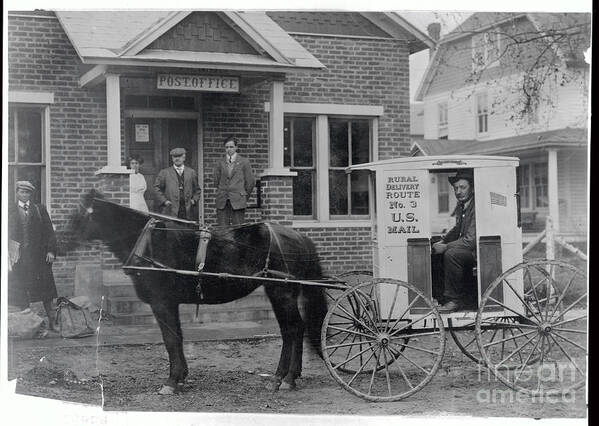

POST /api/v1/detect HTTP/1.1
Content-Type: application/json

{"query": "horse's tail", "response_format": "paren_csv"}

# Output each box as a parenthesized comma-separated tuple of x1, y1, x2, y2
(303, 284, 328, 357)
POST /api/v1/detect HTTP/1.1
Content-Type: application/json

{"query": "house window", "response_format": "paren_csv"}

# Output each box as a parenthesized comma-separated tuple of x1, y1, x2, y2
(472, 30, 500, 70)
(438, 102, 448, 139)
(284, 115, 373, 220)
(437, 175, 451, 213)
(329, 118, 371, 217)
(518, 162, 548, 210)
(8, 106, 48, 205)
(533, 163, 548, 208)
(476, 92, 489, 134)
(284, 117, 316, 218)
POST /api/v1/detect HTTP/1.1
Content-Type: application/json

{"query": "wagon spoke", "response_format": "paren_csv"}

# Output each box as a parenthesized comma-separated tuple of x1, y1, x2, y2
(334, 302, 378, 336)
(551, 313, 587, 328)
(551, 294, 587, 323)
(547, 334, 586, 377)
(389, 309, 436, 338)
(381, 346, 393, 396)
(495, 332, 538, 368)
(367, 347, 380, 396)
(346, 345, 378, 386)
(551, 327, 587, 335)
(479, 320, 538, 329)
(507, 327, 525, 364)
(385, 283, 401, 333)
(327, 325, 378, 340)
(524, 268, 544, 318)
(390, 330, 441, 339)
(513, 335, 542, 384)
(547, 270, 579, 321)
(332, 342, 377, 370)
(389, 342, 432, 375)
(501, 277, 543, 323)
(544, 263, 555, 320)
(394, 341, 439, 356)
(386, 347, 414, 390)
(327, 326, 354, 357)
(550, 330, 587, 353)
(387, 294, 421, 333)
(326, 340, 376, 351)
(482, 328, 537, 349)
(487, 296, 537, 324)
(353, 291, 380, 328)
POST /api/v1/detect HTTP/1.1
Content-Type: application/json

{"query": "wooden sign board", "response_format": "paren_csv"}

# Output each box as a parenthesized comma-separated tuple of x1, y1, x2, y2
(157, 74, 239, 92)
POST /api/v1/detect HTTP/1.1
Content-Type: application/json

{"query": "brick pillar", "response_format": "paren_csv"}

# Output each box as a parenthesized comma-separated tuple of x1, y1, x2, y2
(96, 172, 130, 204)
(260, 175, 294, 226)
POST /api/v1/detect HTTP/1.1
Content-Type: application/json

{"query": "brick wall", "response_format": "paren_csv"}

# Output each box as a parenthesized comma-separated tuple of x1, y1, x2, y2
(8, 13, 110, 296)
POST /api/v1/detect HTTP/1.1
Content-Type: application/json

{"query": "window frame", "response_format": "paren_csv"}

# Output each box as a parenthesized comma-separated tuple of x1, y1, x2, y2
(437, 101, 448, 139)
(518, 161, 549, 210)
(475, 92, 489, 135)
(8, 103, 51, 205)
(472, 30, 501, 71)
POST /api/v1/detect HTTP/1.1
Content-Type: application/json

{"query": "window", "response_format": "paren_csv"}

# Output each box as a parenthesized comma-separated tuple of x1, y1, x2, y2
(476, 93, 489, 134)
(472, 30, 501, 70)
(533, 163, 548, 208)
(438, 102, 448, 139)
(284, 117, 316, 217)
(328, 119, 371, 217)
(8, 106, 47, 205)
(517, 162, 548, 210)
(437, 174, 451, 213)
(283, 114, 373, 220)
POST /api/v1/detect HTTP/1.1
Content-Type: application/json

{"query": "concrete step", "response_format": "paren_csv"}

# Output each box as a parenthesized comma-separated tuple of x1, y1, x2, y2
(108, 291, 271, 315)
(109, 306, 276, 326)
(102, 270, 136, 297)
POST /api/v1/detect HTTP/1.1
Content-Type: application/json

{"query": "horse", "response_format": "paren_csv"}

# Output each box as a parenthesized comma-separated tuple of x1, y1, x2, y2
(73, 191, 328, 395)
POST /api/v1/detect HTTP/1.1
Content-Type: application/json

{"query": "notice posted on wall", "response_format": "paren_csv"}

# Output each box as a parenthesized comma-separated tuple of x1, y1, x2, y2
(382, 171, 429, 239)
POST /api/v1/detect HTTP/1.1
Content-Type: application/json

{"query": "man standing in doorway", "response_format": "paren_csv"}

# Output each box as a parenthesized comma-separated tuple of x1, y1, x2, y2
(8, 181, 58, 330)
(154, 148, 201, 220)
(214, 137, 255, 225)
(432, 170, 477, 313)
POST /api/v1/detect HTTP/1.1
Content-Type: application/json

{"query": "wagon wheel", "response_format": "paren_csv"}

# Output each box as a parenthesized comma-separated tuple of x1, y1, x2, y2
(322, 278, 446, 402)
(476, 260, 587, 396)
(324, 271, 393, 374)
(449, 317, 544, 367)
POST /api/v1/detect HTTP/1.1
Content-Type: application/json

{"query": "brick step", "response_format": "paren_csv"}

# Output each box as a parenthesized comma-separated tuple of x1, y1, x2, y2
(107, 292, 271, 315)
(109, 307, 276, 326)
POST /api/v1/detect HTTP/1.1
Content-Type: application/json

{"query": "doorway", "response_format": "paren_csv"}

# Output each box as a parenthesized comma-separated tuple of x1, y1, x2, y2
(125, 117, 198, 212)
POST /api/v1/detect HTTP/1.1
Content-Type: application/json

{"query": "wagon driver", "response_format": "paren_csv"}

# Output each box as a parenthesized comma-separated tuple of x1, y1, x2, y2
(432, 170, 477, 313)
(8, 181, 59, 330)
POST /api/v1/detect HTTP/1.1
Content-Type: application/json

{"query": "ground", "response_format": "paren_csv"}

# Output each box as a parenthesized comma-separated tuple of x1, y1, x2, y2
(8, 335, 586, 417)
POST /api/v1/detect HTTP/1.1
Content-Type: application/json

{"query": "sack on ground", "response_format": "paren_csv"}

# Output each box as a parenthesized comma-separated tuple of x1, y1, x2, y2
(8, 308, 45, 339)
(56, 297, 95, 338)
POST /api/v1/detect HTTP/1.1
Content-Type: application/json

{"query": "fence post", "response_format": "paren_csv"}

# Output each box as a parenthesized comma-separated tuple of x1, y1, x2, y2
(545, 216, 554, 261)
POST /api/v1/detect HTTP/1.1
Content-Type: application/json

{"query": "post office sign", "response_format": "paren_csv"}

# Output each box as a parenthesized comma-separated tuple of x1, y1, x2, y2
(157, 74, 239, 92)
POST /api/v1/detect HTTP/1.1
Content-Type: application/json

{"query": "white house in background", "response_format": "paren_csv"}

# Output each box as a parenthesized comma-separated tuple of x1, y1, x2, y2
(413, 12, 590, 238)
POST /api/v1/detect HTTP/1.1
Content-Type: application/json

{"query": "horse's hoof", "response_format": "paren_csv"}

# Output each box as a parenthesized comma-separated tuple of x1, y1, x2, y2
(265, 381, 280, 392)
(158, 385, 176, 395)
(279, 381, 296, 391)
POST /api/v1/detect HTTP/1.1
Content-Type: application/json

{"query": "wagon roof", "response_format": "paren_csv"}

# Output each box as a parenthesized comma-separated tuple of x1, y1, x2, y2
(347, 155, 519, 171)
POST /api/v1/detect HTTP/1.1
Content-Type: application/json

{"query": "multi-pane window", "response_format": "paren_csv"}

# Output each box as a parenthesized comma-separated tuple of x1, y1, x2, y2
(476, 92, 489, 134)
(534, 163, 548, 208)
(472, 31, 500, 70)
(284, 117, 316, 217)
(8, 106, 46, 205)
(517, 162, 548, 210)
(328, 118, 370, 217)
(438, 102, 448, 139)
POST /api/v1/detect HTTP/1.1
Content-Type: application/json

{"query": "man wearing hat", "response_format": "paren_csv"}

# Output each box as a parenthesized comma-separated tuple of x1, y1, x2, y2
(8, 181, 58, 329)
(154, 148, 201, 220)
(432, 170, 477, 313)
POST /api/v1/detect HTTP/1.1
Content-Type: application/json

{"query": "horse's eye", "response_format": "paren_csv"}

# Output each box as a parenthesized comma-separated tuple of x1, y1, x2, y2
(87, 208, 93, 214)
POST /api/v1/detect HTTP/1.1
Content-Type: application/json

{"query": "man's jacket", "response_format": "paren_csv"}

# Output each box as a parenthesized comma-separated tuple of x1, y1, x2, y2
(154, 166, 201, 218)
(442, 199, 476, 253)
(214, 155, 255, 210)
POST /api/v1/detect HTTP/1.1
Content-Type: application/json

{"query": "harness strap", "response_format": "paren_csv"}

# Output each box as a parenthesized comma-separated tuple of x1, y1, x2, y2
(264, 222, 290, 275)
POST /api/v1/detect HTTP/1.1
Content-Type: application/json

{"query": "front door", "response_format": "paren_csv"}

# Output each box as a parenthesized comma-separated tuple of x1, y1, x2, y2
(126, 118, 198, 212)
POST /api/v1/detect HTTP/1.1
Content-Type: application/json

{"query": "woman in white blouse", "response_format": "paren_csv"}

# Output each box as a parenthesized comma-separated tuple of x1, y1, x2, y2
(128, 154, 149, 212)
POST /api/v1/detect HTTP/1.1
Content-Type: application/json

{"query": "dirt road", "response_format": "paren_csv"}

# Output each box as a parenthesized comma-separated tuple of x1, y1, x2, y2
(9, 336, 586, 418)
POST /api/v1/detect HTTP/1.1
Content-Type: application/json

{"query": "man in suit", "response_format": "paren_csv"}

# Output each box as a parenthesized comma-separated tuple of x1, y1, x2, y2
(8, 181, 58, 329)
(154, 148, 201, 220)
(214, 137, 255, 226)
(432, 170, 477, 313)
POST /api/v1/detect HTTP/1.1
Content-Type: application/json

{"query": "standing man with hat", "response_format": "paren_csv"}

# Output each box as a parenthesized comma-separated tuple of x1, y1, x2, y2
(154, 148, 201, 220)
(214, 136, 255, 226)
(8, 181, 58, 329)
(432, 170, 477, 313)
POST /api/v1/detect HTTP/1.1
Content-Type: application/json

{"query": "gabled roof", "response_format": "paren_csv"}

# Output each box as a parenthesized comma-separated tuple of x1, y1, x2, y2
(56, 11, 325, 71)
(415, 12, 591, 101)
(411, 128, 588, 156)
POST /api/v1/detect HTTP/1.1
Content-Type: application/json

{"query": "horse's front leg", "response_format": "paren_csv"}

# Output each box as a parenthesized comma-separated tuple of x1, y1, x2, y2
(150, 301, 188, 394)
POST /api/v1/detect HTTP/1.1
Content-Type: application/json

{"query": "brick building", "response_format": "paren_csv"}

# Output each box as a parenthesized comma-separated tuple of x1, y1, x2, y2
(7, 10, 433, 322)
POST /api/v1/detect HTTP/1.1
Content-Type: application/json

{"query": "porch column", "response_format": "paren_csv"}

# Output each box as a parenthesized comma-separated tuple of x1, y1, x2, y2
(263, 80, 295, 176)
(547, 148, 559, 232)
(96, 73, 129, 174)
